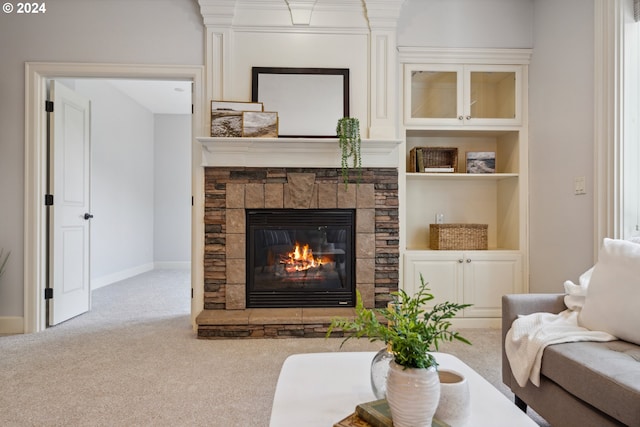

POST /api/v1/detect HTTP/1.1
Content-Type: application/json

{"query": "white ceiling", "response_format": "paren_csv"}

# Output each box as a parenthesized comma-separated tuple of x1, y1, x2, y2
(107, 79, 192, 115)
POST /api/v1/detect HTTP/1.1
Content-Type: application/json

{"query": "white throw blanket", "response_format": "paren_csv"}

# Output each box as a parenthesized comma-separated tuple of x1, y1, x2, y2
(505, 274, 616, 387)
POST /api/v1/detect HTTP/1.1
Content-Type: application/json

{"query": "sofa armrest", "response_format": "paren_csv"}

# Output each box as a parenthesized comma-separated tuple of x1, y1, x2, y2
(501, 294, 567, 388)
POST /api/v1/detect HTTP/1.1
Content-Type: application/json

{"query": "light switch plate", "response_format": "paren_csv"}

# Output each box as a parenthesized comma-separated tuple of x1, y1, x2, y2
(574, 176, 586, 195)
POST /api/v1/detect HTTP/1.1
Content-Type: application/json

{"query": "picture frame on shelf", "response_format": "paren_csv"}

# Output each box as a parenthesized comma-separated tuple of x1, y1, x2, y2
(242, 111, 278, 138)
(210, 110, 243, 137)
(466, 151, 496, 173)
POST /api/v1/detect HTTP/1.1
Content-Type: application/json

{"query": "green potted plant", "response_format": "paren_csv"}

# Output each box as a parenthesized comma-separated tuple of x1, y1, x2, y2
(326, 275, 471, 427)
(336, 117, 362, 188)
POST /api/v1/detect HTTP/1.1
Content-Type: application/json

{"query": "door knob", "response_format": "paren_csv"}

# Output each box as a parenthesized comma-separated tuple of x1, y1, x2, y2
(83, 213, 94, 220)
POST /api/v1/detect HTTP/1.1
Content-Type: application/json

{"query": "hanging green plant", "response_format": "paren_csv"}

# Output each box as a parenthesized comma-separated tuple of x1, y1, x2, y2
(336, 117, 362, 188)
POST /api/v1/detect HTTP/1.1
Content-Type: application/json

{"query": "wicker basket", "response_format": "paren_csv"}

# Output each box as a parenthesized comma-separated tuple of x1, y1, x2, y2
(429, 224, 488, 250)
(409, 147, 458, 173)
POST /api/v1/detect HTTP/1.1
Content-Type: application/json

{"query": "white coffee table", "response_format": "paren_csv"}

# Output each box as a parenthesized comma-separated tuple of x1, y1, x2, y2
(269, 352, 537, 427)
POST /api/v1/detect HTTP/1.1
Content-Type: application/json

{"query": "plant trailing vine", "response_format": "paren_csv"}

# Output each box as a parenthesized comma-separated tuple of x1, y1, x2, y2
(336, 117, 362, 188)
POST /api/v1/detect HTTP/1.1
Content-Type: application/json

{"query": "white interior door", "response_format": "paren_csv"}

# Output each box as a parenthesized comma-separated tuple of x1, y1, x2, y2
(48, 81, 92, 326)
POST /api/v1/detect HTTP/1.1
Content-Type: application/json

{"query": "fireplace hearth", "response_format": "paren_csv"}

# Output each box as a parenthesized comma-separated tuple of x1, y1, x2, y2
(246, 209, 355, 308)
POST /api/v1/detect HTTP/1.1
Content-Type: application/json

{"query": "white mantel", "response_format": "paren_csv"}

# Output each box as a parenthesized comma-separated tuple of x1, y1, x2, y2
(197, 137, 401, 168)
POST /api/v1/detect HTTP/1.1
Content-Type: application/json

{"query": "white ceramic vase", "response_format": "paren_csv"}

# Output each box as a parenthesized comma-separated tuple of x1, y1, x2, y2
(435, 369, 471, 426)
(386, 361, 441, 427)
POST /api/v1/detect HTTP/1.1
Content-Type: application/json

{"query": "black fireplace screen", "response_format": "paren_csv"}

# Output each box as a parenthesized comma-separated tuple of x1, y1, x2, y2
(246, 209, 356, 308)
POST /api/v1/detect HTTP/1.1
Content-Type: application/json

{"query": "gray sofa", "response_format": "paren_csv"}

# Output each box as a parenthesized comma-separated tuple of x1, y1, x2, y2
(502, 294, 640, 427)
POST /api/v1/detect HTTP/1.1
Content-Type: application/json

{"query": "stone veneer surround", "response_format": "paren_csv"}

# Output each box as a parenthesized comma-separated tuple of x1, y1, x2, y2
(197, 167, 398, 338)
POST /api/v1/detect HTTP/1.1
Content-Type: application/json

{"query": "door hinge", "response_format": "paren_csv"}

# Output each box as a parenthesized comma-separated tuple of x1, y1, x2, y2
(191, 288, 194, 299)
(44, 194, 54, 206)
(191, 104, 194, 114)
(45, 100, 54, 112)
(44, 288, 53, 300)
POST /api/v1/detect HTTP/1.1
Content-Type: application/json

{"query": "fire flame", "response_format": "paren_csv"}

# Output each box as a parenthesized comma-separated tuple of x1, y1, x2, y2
(280, 243, 326, 272)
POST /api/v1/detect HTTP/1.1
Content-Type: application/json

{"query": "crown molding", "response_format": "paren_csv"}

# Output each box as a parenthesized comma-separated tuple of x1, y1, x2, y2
(197, 0, 405, 30)
(398, 47, 533, 65)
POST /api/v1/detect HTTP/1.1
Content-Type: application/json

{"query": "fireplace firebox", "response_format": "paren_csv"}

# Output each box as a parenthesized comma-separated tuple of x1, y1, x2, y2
(246, 209, 356, 308)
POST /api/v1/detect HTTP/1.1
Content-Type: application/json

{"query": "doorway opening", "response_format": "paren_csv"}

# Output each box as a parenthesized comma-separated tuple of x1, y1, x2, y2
(24, 63, 204, 333)
(47, 78, 193, 326)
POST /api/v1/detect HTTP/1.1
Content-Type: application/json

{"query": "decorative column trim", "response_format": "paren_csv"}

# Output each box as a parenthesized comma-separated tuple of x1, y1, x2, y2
(198, 1, 237, 103)
(363, 0, 406, 140)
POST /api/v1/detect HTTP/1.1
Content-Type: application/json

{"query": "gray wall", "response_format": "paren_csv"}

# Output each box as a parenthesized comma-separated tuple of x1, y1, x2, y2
(154, 115, 192, 267)
(528, 0, 596, 291)
(397, 0, 534, 47)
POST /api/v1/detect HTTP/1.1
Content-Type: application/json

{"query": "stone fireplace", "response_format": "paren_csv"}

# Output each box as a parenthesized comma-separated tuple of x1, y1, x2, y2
(195, 142, 399, 338)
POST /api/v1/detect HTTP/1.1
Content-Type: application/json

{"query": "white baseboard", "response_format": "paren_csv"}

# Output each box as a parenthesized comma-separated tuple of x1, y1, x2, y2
(91, 262, 155, 290)
(0, 316, 24, 334)
(154, 261, 191, 270)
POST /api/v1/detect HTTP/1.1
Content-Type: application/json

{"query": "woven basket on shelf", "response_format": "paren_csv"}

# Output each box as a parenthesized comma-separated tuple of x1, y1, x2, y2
(409, 147, 458, 173)
(429, 224, 488, 250)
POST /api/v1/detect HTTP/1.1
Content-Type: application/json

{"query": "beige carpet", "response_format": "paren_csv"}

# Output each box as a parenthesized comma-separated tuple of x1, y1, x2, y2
(0, 270, 549, 426)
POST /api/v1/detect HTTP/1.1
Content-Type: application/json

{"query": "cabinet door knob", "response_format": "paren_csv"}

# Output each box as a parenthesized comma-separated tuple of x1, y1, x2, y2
(465, 116, 472, 121)
(458, 259, 464, 263)
(466, 259, 472, 263)
(458, 116, 464, 121)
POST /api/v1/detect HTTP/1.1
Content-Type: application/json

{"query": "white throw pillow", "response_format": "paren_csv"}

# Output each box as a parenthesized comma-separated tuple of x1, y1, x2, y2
(578, 238, 640, 345)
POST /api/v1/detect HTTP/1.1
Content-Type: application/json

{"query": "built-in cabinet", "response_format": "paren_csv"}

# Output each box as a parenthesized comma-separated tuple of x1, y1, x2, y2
(404, 64, 522, 127)
(404, 251, 522, 318)
(399, 48, 532, 324)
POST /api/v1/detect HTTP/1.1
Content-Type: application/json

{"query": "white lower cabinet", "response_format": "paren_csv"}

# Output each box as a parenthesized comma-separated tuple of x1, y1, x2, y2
(404, 251, 522, 318)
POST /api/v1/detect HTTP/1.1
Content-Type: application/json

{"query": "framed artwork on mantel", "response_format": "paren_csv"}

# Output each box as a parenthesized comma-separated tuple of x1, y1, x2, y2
(242, 111, 278, 138)
(251, 67, 349, 138)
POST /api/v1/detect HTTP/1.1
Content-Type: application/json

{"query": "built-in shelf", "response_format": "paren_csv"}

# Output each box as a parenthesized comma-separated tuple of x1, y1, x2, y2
(404, 248, 521, 253)
(406, 173, 519, 180)
(197, 137, 402, 168)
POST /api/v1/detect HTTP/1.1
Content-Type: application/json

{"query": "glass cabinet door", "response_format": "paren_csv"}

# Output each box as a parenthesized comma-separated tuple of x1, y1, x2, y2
(405, 64, 463, 125)
(468, 70, 517, 120)
(410, 71, 458, 119)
